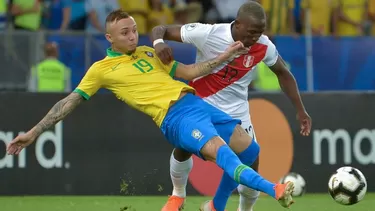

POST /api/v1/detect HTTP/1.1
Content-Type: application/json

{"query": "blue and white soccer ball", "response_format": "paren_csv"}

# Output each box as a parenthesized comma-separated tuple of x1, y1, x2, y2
(279, 172, 306, 197)
(328, 166, 367, 205)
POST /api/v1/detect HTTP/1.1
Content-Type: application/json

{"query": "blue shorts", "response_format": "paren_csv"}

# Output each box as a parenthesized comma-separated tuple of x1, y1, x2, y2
(161, 93, 241, 158)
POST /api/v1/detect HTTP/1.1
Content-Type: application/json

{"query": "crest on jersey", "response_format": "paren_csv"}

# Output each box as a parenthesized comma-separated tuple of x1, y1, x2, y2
(191, 129, 202, 140)
(145, 51, 154, 57)
(243, 55, 254, 68)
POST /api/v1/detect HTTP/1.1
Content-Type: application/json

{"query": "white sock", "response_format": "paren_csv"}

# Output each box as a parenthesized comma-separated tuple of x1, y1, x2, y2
(170, 150, 193, 198)
(237, 185, 260, 211)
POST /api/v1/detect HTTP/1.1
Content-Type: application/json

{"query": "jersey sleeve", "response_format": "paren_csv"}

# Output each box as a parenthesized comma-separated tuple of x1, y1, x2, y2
(73, 64, 102, 100)
(262, 37, 279, 67)
(159, 59, 179, 77)
(180, 23, 213, 50)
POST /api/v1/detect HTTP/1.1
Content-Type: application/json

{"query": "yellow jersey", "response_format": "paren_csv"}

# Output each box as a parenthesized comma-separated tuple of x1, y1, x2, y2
(300, 0, 335, 35)
(333, 0, 366, 36)
(74, 46, 194, 127)
(262, 0, 294, 35)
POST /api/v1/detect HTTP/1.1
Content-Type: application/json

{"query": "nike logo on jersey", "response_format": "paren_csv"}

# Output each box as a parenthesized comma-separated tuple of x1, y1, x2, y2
(111, 63, 121, 71)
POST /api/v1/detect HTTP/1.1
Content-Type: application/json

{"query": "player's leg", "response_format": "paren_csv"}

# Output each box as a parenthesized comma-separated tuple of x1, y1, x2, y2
(204, 126, 262, 211)
(161, 94, 294, 211)
(237, 123, 261, 211)
(162, 148, 192, 211)
(199, 102, 293, 211)
(199, 128, 294, 211)
(202, 104, 261, 211)
(237, 157, 260, 211)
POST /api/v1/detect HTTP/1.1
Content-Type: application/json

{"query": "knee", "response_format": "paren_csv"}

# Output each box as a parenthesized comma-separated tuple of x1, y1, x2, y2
(237, 140, 260, 166)
(200, 136, 227, 162)
(238, 185, 260, 198)
(229, 125, 253, 154)
(173, 148, 192, 162)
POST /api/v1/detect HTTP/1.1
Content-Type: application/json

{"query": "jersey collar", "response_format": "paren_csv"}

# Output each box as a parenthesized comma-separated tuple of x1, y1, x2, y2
(106, 48, 133, 57)
(227, 22, 235, 43)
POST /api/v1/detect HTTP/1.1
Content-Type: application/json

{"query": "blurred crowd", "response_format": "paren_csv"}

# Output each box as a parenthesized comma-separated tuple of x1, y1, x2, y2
(1, 0, 375, 36)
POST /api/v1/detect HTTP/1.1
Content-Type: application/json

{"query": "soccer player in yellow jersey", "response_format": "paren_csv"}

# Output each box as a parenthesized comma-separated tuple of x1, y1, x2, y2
(6, 9, 294, 210)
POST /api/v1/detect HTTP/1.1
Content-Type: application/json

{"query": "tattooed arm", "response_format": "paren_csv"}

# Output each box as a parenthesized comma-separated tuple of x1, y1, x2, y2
(174, 41, 247, 81)
(7, 92, 84, 155)
(30, 92, 84, 138)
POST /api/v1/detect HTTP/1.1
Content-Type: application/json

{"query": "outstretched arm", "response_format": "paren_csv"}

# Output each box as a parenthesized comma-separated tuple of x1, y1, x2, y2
(151, 24, 183, 42)
(174, 42, 248, 81)
(152, 23, 212, 64)
(30, 92, 84, 138)
(7, 92, 84, 155)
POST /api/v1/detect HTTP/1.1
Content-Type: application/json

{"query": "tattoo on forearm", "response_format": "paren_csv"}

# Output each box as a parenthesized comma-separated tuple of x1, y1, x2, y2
(32, 93, 83, 137)
(191, 57, 222, 77)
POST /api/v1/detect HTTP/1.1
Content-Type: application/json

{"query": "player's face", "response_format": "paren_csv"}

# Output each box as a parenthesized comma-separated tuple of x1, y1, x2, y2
(234, 17, 266, 47)
(106, 17, 139, 53)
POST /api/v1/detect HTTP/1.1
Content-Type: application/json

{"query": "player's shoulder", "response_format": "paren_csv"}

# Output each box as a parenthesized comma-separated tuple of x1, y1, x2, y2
(184, 22, 230, 34)
(257, 34, 275, 47)
(89, 60, 103, 70)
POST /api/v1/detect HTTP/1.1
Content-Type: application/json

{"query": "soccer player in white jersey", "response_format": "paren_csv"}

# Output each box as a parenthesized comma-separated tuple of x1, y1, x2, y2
(151, 2, 312, 211)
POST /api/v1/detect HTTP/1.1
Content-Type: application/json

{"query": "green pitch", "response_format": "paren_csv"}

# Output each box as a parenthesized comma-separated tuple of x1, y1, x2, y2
(0, 194, 373, 211)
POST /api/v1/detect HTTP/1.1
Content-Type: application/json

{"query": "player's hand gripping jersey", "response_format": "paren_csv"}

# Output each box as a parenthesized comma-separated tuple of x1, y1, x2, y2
(74, 46, 194, 127)
(181, 23, 278, 124)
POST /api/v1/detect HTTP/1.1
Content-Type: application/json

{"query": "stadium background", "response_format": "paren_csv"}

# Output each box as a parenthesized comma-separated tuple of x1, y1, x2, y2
(1, 0, 375, 210)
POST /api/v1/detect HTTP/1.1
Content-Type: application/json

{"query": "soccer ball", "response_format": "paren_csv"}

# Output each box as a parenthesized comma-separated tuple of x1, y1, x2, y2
(328, 166, 367, 205)
(279, 172, 306, 197)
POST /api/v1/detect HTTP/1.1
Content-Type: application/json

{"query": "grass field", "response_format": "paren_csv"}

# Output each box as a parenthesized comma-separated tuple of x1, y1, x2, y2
(0, 194, 373, 211)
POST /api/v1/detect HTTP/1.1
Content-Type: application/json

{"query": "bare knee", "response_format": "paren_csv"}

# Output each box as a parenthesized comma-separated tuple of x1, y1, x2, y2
(229, 125, 252, 154)
(200, 136, 227, 162)
(173, 148, 192, 162)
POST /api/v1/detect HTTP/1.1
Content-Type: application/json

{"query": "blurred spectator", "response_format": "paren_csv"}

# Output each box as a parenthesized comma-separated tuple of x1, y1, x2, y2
(60, 0, 86, 31)
(332, 0, 367, 36)
(86, 0, 119, 33)
(42, 0, 66, 30)
(10, 0, 41, 30)
(212, 0, 248, 22)
(147, 0, 173, 33)
(294, 0, 302, 33)
(173, 2, 188, 24)
(173, 1, 202, 24)
(262, 0, 296, 35)
(369, 0, 375, 35)
(300, 0, 335, 36)
(119, 0, 148, 35)
(185, 0, 203, 23)
(28, 42, 71, 93)
(0, 0, 7, 29)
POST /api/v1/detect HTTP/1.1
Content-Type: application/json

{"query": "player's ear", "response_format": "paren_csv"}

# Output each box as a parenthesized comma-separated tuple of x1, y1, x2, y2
(234, 19, 241, 29)
(105, 33, 113, 43)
